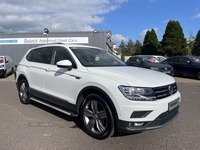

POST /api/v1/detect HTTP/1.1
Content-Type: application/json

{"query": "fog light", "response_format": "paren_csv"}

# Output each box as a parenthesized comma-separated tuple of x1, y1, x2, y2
(134, 122, 144, 127)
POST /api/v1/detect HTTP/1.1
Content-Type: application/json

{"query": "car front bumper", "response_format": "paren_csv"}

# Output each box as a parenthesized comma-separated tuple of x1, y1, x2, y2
(114, 91, 181, 133)
(117, 105, 179, 133)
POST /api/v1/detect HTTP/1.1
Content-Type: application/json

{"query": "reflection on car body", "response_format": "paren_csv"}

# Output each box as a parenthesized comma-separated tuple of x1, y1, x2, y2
(126, 55, 174, 76)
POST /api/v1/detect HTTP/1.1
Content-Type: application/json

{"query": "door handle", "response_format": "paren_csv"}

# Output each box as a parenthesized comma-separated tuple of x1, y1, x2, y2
(45, 68, 51, 72)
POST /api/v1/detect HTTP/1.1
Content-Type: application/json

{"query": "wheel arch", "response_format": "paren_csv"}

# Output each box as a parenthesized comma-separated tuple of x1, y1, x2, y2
(16, 74, 28, 90)
(76, 86, 119, 121)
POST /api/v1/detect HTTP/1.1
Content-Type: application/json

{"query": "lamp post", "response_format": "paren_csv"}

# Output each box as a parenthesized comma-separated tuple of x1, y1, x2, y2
(43, 28, 49, 44)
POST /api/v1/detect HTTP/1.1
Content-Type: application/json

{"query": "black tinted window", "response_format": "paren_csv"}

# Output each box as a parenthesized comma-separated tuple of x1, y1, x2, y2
(128, 57, 136, 62)
(30, 47, 53, 64)
(180, 57, 189, 63)
(167, 57, 179, 62)
(26, 50, 35, 61)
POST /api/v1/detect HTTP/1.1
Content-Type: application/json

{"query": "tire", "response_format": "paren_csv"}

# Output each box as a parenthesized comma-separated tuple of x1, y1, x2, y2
(11, 67, 14, 74)
(18, 79, 30, 104)
(0, 70, 4, 78)
(80, 94, 114, 140)
(197, 71, 200, 80)
(3, 70, 7, 78)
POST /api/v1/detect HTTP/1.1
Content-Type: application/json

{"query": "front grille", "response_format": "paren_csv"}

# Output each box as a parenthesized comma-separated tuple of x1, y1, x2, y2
(146, 106, 179, 128)
(158, 67, 172, 72)
(153, 83, 177, 99)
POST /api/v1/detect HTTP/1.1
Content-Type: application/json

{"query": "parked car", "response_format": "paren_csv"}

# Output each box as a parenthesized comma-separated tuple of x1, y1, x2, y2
(126, 55, 174, 76)
(0, 55, 14, 78)
(15, 44, 181, 139)
(162, 55, 200, 79)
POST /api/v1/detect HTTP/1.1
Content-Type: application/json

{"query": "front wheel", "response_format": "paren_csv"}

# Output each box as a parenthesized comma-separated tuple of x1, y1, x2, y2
(18, 79, 30, 104)
(3, 70, 7, 78)
(80, 94, 114, 140)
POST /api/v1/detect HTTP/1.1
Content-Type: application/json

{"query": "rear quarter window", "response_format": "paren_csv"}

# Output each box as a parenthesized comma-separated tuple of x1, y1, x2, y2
(27, 47, 53, 64)
(26, 50, 35, 61)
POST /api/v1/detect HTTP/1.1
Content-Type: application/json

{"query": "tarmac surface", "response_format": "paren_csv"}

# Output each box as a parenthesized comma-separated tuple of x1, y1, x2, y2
(0, 75, 200, 150)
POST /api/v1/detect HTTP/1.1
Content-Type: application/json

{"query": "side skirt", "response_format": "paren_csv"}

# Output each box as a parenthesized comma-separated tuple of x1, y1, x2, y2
(30, 97, 78, 117)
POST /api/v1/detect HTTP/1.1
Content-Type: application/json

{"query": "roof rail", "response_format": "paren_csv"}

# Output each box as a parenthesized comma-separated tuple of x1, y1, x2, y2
(46, 42, 65, 45)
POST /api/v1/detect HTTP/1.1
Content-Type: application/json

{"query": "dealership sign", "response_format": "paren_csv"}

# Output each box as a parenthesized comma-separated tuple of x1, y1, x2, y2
(0, 37, 89, 45)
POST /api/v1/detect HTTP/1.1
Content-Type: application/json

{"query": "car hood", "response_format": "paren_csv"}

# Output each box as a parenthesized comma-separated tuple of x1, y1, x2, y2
(86, 66, 175, 87)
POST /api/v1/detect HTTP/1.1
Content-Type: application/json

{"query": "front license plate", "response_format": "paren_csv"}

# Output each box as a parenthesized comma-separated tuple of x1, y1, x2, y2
(163, 71, 170, 73)
(168, 98, 179, 111)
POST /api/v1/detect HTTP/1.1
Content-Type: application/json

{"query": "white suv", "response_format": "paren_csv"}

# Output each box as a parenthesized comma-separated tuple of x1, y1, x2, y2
(15, 44, 181, 139)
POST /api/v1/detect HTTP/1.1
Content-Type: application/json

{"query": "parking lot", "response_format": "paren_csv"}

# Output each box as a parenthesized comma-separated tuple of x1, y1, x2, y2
(0, 75, 200, 150)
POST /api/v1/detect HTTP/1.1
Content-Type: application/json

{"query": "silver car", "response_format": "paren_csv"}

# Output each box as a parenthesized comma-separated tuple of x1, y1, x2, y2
(0, 56, 14, 78)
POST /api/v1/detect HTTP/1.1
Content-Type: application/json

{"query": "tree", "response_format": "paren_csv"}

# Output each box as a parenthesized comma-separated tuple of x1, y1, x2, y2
(133, 40, 142, 55)
(157, 42, 165, 56)
(192, 30, 200, 56)
(187, 31, 195, 54)
(119, 40, 133, 61)
(126, 39, 134, 51)
(141, 29, 159, 55)
(119, 40, 126, 53)
(161, 20, 188, 56)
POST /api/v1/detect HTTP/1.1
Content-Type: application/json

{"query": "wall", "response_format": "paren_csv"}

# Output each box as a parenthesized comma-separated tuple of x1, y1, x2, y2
(0, 30, 112, 65)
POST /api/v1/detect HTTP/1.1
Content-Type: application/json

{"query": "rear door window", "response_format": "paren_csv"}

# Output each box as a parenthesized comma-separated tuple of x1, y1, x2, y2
(168, 57, 180, 62)
(180, 57, 189, 63)
(29, 47, 53, 64)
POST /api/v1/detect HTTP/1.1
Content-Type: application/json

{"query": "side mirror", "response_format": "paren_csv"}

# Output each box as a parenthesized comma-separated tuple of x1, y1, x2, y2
(56, 60, 72, 71)
(187, 60, 191, 64)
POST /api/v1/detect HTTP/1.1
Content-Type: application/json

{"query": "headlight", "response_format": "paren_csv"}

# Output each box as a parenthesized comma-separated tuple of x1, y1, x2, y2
(150, 67, 159, 70)
(0, 65, 4, 68)
(118, 86, 156, 101)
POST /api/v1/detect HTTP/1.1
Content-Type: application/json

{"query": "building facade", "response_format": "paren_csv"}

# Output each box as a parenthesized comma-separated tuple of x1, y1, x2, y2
(0, 30, 112, 65)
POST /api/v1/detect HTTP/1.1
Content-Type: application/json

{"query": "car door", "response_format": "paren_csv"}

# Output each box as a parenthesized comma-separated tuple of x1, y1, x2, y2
(44, 46, 80, 109)
(165, 57, 181, 74)
(26, 47, 53, 99)
(179, 57, 196, 76)
(5, 56, 9, 73)
(6, 56, 12, 73)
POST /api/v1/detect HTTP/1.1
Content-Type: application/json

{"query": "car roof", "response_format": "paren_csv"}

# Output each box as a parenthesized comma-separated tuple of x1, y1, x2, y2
(131, 55, 154, 57)
(33, 43, 102, 49)
(167, 55, 194, 58)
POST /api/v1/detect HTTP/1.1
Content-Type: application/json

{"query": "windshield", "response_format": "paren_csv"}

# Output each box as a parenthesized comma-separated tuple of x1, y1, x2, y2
(143, 56, 159, 63)
(189, 56, 200, 63)
(70, 47, 126, 67)
(0, 57, 4, 63)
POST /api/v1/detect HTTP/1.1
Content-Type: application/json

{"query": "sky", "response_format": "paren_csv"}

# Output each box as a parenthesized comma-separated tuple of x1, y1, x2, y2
(0, 0, 200, 46)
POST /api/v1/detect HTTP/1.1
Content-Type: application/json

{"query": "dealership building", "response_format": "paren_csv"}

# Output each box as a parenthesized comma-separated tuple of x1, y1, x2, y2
(0, 30, 114, 65)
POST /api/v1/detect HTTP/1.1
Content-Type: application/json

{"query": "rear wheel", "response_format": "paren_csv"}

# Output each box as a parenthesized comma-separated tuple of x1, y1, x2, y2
(80, 94, 114, 140)
(18, 79, 30, 104)
(197, 71, 200, 80)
